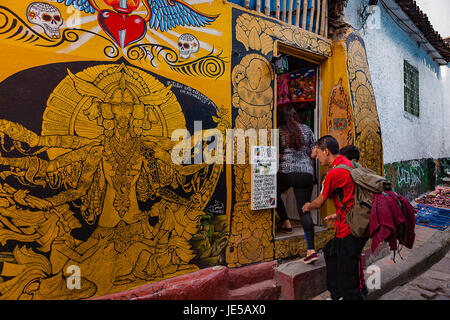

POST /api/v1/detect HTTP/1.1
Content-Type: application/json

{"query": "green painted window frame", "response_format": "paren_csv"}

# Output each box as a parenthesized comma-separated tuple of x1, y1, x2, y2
(403, 60, 419, 117)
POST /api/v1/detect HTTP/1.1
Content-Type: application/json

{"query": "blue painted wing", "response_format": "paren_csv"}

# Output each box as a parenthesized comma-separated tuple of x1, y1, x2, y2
(57, 0, 97, 14)
(148, 0, 218, 32)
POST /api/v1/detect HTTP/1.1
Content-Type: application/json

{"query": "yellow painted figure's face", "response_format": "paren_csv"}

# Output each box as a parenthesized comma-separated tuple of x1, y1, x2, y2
(110, 88, 134, 130)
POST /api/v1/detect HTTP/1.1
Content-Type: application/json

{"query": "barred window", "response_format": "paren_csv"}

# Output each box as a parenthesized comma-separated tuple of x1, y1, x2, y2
(404, 60, 419, 116)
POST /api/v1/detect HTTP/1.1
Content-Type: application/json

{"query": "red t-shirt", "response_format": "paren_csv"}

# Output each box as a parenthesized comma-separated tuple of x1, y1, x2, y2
(320, 155, 355, 238)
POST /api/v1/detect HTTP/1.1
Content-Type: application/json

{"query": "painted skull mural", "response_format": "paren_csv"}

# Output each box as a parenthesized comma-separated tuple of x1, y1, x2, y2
(178, 34, 200, 59)
(27, 2, 63, 39)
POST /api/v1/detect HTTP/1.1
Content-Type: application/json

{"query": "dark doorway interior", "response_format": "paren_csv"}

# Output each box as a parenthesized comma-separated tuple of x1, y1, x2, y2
(275, 52, 321, 236)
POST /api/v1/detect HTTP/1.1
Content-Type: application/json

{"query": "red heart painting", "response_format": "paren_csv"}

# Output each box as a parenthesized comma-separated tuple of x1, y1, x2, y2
(98, 10, 146, 48)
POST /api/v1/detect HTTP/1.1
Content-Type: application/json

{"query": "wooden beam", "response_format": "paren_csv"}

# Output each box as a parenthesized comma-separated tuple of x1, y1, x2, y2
(301, 0, 308, 29)
(288, 0, 294, 24)
(319, 0, 326, 36)
(276, 0, 280, 20)
(315, 0, 321, 34)
(265, 0, 270, 16)
(295, 0, 301, 27)
(308, 0, 315, 31)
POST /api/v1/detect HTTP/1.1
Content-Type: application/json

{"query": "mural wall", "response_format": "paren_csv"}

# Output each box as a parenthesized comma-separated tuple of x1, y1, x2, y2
(0, 1, 385, 299)
(0, 0, 231, 299)
(345, 31, 383, 176)
(384, 157, 450, 201)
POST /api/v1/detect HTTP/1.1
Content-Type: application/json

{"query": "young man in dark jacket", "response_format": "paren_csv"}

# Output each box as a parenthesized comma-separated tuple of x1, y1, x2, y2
(302, 136, 368, 300)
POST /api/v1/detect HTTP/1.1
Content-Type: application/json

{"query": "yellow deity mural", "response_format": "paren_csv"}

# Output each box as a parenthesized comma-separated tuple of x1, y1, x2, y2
(0, 62, 230, 299)
(0, 0, 233, 299)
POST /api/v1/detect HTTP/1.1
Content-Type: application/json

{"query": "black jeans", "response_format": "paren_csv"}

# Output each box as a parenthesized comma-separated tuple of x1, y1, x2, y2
(277, 172, 315, 250)
(323, 235, 368, 300)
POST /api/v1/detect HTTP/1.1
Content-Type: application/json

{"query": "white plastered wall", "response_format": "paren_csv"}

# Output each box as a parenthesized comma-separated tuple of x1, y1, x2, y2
(344, 0, 449, 164)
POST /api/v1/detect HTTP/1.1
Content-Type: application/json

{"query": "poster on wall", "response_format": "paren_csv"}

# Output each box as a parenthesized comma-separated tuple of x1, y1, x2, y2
(251, 146, 277, 210)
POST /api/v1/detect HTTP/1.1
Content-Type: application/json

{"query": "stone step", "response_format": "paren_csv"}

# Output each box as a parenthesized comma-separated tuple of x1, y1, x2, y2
(274, 253, 327, 300)
(274, 225, 329, 241)
(228, 279, 280, 300)
(227, 261, 277, 290)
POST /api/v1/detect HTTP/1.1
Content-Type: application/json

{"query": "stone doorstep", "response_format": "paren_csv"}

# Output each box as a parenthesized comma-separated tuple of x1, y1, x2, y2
(275, 225, 329, 241)
(274, 253, 327, 300)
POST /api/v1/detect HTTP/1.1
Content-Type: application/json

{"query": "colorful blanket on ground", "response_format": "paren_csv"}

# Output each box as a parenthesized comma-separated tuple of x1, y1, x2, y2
(415, 205, 450, 231)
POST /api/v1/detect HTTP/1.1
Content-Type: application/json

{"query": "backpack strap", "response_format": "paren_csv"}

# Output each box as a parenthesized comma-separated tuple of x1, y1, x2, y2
(334, 164, 353, 172)
(331, 164, 353, 213)
(327, 164, 353, 237)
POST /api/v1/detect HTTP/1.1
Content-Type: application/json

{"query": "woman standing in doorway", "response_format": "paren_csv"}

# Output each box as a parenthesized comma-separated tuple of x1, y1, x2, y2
(277, 104, 318, 264)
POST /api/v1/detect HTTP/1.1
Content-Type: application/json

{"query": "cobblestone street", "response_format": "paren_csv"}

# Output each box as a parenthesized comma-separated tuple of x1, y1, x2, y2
(378, 249, 450, 300)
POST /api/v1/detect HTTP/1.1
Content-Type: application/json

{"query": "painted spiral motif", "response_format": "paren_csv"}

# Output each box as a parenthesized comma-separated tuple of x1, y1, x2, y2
(170, 51, 226, 80)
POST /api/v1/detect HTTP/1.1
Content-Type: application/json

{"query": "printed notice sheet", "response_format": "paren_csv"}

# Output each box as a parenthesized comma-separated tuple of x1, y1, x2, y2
(251, 146, 277, 210)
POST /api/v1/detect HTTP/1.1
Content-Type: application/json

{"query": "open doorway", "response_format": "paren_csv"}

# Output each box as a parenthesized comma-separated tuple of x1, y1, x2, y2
(274, 47, 322, 238)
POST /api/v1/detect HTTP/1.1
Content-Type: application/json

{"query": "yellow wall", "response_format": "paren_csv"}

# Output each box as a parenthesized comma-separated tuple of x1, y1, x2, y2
(0, 1, 383, 299)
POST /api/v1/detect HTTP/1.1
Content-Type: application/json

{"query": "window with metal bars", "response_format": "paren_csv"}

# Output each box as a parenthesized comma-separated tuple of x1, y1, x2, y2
(403, 60, 419, 116)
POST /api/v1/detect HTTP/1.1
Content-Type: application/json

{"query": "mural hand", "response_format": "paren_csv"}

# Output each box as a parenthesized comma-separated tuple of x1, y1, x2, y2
(0, 119, 39, 147)
(13, 189, 29, 207)
(13, 189, 53, 210)
(26, 196, 53, 210)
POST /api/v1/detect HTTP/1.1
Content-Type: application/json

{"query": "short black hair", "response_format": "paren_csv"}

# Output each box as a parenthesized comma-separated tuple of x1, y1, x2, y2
(339, 145, 360, 161)
(316, 135, 339, 155)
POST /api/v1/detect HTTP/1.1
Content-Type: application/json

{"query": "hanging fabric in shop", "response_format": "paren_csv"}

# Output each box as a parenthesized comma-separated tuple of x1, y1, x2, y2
(289, 67, 316, 102)
(277, 72, 291, 107)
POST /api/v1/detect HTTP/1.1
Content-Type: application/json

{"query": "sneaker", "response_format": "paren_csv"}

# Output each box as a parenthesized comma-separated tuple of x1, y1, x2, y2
(303, 252, 318, 264)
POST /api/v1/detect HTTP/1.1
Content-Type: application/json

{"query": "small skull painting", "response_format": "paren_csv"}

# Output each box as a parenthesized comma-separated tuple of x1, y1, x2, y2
(178, 34, 200, 59)
(27, 2, 63, 39)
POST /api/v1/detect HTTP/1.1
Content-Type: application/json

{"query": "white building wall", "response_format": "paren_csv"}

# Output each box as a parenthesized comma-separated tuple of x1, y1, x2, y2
(343, 0, 449, 164)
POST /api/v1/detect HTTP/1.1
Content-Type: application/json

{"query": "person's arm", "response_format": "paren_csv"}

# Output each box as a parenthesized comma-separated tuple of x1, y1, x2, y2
(302, 167, 335, 213)
(307, 126, 317, 159)
(302, 193, 326, 212)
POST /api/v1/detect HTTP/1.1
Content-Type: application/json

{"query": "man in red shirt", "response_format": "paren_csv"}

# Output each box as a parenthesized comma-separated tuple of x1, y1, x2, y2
(302, 135, 368, 300)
